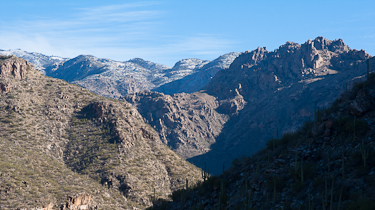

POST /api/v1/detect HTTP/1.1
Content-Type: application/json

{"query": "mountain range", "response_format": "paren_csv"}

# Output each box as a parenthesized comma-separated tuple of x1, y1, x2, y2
(1, 37, 374, 176)
(1, 36, 375, 209)
(125, 37, 374, 174)
(0, 49, 239, 98)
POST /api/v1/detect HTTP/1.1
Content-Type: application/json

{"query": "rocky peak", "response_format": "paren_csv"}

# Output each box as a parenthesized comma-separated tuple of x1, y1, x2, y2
(0, 55, 32, 94)
(229, 47, 269, 70)
(0, 55, 31, 80)
(277, 41, 301, 55)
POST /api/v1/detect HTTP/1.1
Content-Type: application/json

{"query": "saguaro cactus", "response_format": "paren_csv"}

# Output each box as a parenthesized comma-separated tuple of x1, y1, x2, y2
(360, 141, 369, 167)
(367, 59, 370, 80)
(202, 162, 209, 181)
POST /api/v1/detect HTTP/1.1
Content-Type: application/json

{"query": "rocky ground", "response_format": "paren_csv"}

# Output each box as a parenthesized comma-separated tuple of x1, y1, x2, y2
(0, 55, 203, 209)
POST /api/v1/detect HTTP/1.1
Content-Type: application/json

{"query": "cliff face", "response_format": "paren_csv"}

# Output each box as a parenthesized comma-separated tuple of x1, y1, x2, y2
(126, 37, 373, 175)
(0, 55, 202, 209)
(123, 91, 229, 159)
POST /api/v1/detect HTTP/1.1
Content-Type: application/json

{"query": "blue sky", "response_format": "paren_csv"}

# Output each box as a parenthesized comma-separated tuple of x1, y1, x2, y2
(0, 0, 374, 66)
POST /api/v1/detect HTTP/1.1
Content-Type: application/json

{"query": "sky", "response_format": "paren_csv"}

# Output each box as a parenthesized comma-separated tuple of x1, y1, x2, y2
(0, 0, 374, 66)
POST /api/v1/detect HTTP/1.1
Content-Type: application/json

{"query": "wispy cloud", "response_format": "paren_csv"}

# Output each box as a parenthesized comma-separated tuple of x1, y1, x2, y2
(78, 2, 161, 23)
(0, 1, 235, 65)
(0, 2, 163, 55)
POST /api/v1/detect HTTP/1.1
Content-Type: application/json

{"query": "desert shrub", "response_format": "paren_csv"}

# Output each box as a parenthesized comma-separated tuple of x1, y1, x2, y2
(345, 199, 375, 210)
(333, 116, 369, 139)
(266, 132, 300, 151)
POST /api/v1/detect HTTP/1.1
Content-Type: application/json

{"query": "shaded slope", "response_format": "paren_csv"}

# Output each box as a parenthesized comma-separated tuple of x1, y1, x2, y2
(126, 37, 373, 175)
(149, 68, 375, 210)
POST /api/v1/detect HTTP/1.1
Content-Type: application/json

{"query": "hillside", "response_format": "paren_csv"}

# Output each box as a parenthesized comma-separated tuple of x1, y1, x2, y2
(0, 55, 202, 209)
(149, 65, 375, 210)
(125, 37, 373, 175)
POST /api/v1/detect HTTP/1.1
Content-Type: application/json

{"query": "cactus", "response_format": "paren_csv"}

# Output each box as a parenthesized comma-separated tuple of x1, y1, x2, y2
(367, 59, 370, 80)
(360, 140, 369, 167)
(301, 158, 304, 185)
(337, 186, 343, 210)
(273, 179, 276, 206)
(186, 178, 188, 191)
(308, 194, 312, 210)
(295, 150, 298, 175)
(323, 175, 328, 209)
(202, 162, 209, 181)
(218, 179, 225, 210)
(342, 151, 345, 179)
(327, 151, 330, 173)
(273, 127, 278, 151)
(314, 101, 317, 123)
(242, 172, 252, 209)
(353, 116, 356, 141)
(308, 116, 312, 146)
(330, 177, 334, 210)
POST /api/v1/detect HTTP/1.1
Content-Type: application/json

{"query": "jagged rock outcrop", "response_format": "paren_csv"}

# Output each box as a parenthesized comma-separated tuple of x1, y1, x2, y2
(0, 55, 32, 94)
(61, 193, 95, 210)
(0, 55, 31, 80)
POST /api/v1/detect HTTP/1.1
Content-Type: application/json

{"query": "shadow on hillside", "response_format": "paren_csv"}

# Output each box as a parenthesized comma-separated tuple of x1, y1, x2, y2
(188, 58, 375, 175)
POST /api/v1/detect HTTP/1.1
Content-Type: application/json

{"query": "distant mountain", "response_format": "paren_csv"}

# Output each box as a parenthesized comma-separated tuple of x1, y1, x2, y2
(0, 49, 235, 98)
(0, 49, 67, 74)
(154, 52, 240, 94)
(125, 37, 373, 175)
(0, 55, 202, 209)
